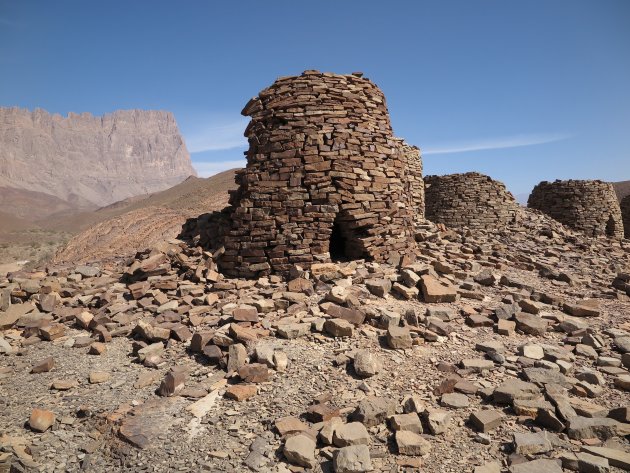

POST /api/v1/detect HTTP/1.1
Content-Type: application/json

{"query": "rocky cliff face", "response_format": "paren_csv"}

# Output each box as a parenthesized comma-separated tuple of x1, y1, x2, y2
(0, 107, 196, 208)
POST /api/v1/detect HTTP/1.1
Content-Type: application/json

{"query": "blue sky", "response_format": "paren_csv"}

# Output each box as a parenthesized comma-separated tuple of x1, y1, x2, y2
(1, 1, 629, 198)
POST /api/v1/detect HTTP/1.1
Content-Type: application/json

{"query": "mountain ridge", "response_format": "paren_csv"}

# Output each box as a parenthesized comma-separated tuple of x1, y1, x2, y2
(0, 106, 196, 209)
(53, 169, 238, 263)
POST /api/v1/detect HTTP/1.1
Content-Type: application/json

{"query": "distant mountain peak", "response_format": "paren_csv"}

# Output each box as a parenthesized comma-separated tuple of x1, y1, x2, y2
(0, 106, 197, 208)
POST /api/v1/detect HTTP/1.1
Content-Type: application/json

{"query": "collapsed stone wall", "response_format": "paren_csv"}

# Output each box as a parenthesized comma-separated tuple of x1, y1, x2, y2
(216, 70, 423, 278)
(527, 179, 624, 239)
(424, 172, 520, 230)
(621, 195, 630, 238)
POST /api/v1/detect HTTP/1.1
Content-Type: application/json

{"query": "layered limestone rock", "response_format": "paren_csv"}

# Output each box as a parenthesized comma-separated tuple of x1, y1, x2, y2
(528, 180, 624, 239)
(621, 195, 630, 238)
(424, 172, 520, 230)
(0, 107, 196, 207)
(213, 70, 423, 278)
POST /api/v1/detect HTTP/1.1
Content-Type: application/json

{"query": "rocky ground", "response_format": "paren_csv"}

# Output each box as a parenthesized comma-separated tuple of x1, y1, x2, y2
(0, 228, 71, 268)
(1, 208, 630, 473)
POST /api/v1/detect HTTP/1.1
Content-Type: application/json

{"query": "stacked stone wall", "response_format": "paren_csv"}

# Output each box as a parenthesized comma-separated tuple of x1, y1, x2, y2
(217, 70, 423, 278)
(527, 179, 623, 239)
(621, 194, 630, 238)
(424, 172, 519, 230)
(400, 143, 424, 224)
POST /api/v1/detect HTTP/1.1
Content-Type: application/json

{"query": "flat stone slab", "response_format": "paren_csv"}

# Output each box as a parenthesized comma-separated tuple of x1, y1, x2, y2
(441, 392, 469, 409)
(563, 301, 600, 317)
(577, 452, 610, 472)
(582, 446, 630, 470)
(461, 358, 494, 372)
(470, 409, 503, 432)
(420, 275, 457, 303)
(493, 379, 541, 404)
(185, 388, 222, 418)
(523, 367, 573, 388)
(510, 459, 563, 473)
(396, 430, 431, 456)
(275, 416, 310, 436)
(334, 445, 372, 473)
(389, 413, 423, 433)
(515, 313, 548, 336)
(566, 416, 620, 440)
(513, 432, 553, 455)
(277, 323, 310, 339)
(284, 433, 316, 468)
(333, 422, 370, 447)
(0, 303, 36, 328)
(118, 398, 183, 449)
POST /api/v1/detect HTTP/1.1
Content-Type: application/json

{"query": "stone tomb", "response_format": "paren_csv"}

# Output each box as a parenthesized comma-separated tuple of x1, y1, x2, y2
(424, 172, 520, 230)
(528, 180, 623, 239)
(216, 71, 424, 278)
(621, 194, 630, 239)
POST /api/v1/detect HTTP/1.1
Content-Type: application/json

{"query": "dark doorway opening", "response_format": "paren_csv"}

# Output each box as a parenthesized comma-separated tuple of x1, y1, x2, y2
(605, 215, 616, 237)
(329, 220, 348, 261)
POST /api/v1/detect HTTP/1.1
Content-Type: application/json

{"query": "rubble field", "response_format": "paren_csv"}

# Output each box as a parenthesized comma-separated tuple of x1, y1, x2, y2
(1, 208, 630, 473)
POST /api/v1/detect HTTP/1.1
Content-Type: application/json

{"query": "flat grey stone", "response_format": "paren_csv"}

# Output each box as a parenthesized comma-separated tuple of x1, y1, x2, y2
(441, 392, 469, 409)
(333, 445, 372, 473)
(567, 416, 620, 440)
(577, 452, 609, 473)
(523, 367, 573, 388)
(513, 431, 553, 455)
(510, 459, 563, 473)
(582, 446, 630, 470)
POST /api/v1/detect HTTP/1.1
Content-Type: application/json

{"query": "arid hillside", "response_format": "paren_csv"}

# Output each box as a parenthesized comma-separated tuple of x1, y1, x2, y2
(0, 187, 87, 221)
(0, 106, 203, 267)
(52, 169, 238, 264)
(613, 180, 630, 201)
(0, 209, 73, 270)
(0, 169, 238, 267)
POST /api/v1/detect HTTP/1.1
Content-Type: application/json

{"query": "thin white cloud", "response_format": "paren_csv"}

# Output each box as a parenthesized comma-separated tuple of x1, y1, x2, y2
(184, 118, 249, 153)
(193, 159, 246, 177)
(423, 132, 572, 155)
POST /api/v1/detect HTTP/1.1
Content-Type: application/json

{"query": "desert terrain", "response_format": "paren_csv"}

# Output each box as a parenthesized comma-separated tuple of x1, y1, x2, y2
(0, 169, 236, 270)
(3, 1, 630, 472)
(1, 200, 630, 473)
(1, 73, 629, 473)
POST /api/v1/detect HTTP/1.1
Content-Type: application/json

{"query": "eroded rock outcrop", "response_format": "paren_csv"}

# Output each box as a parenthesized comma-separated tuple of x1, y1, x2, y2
(0, 107, 196, 208)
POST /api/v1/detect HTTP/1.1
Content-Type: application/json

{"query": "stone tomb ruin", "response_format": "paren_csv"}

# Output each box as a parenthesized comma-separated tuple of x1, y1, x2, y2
(424, 172, 520, 230)
(621, 194, 630, 238)
(527, 179, 624, 239)
(216, 70, 424, 278)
